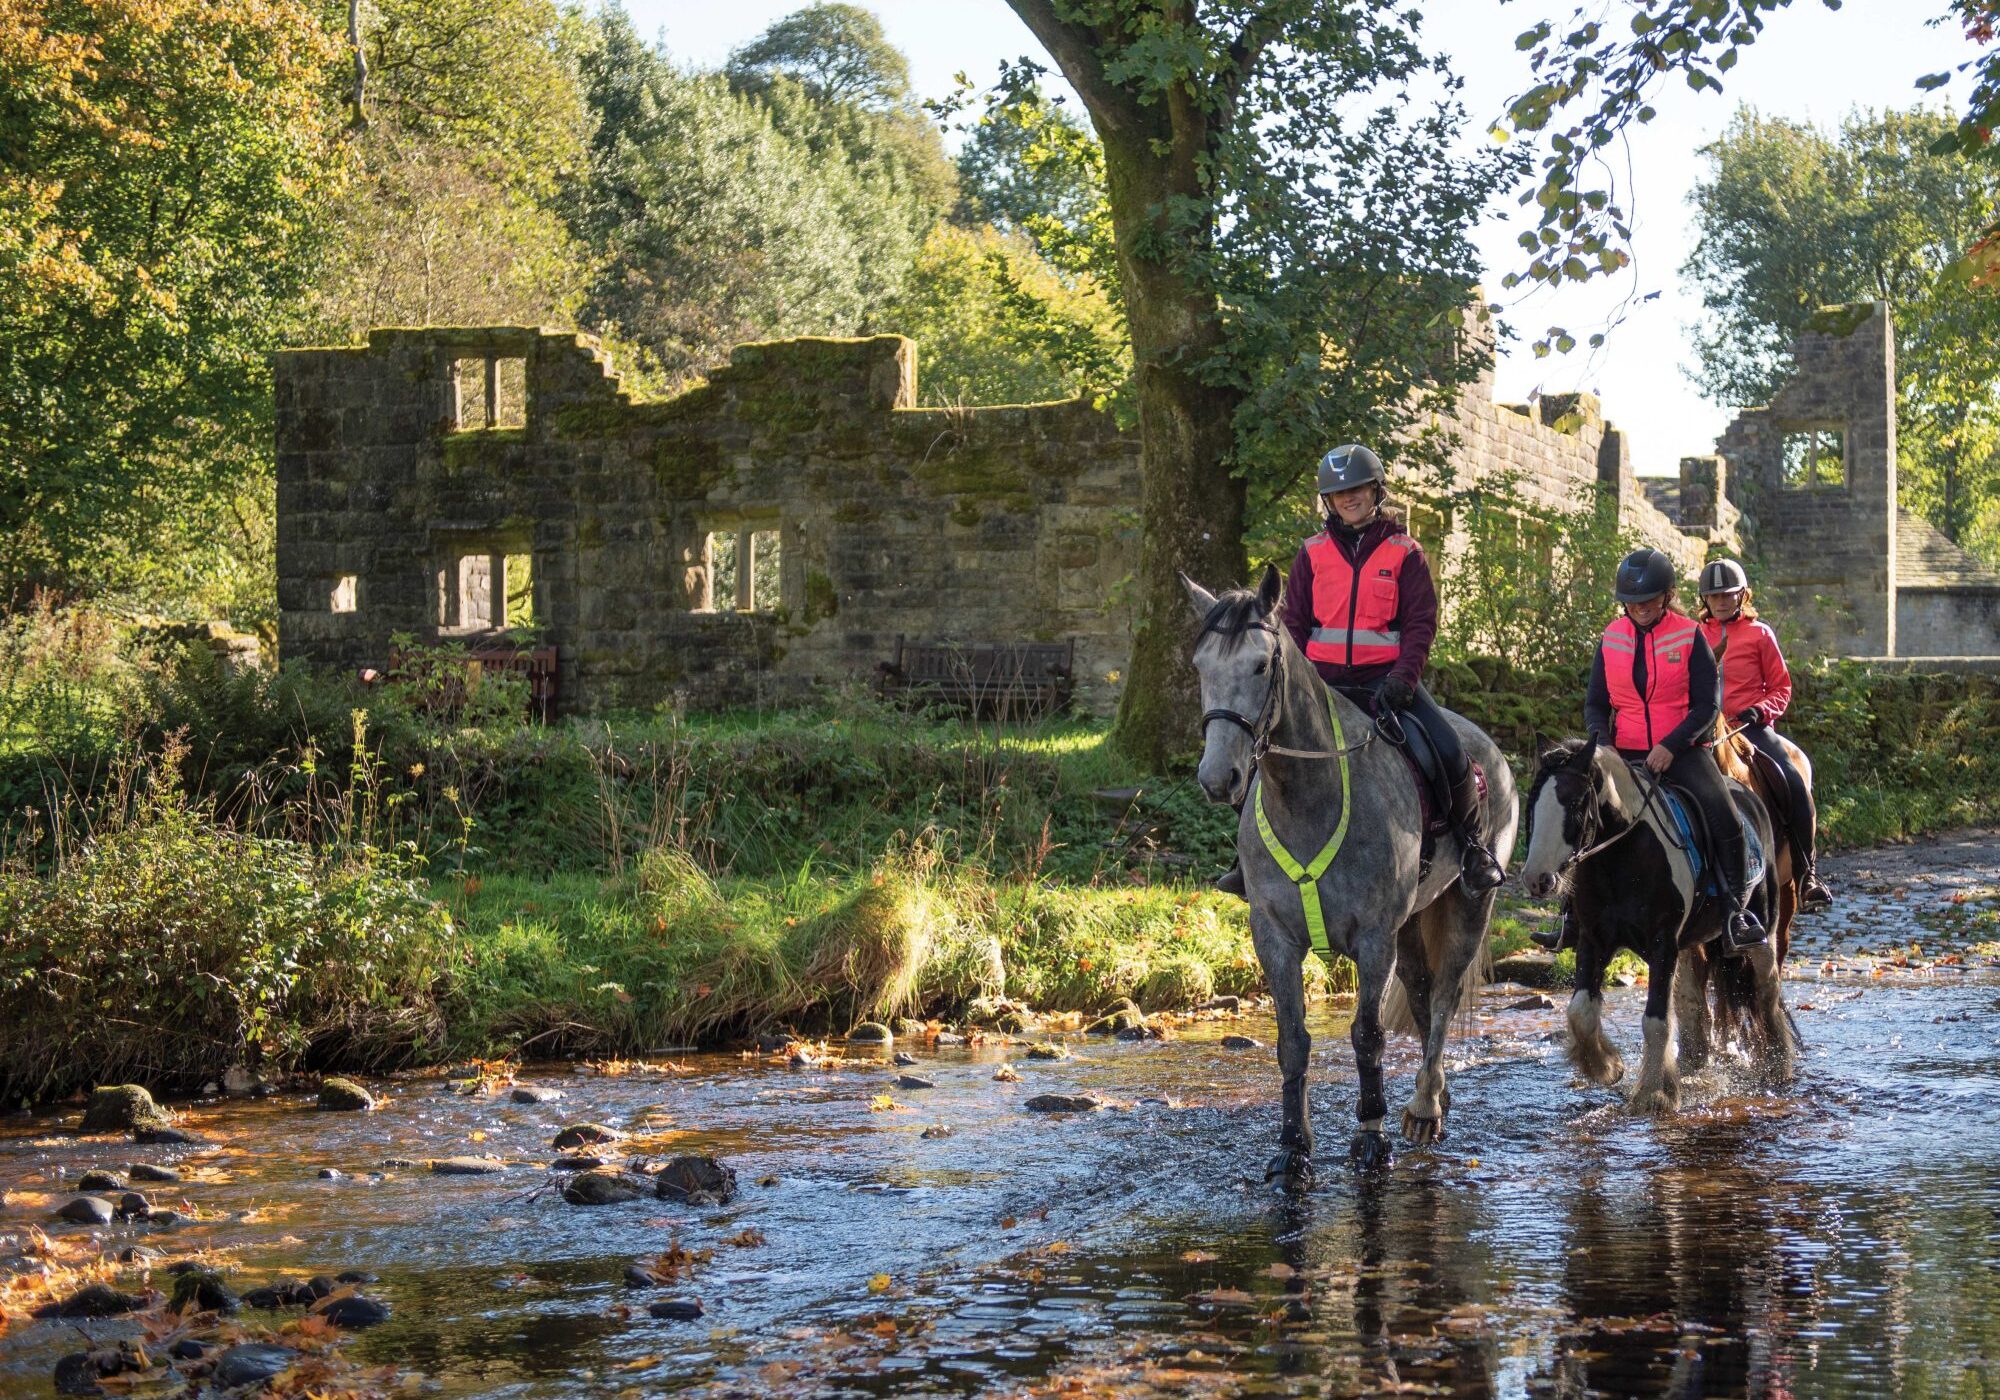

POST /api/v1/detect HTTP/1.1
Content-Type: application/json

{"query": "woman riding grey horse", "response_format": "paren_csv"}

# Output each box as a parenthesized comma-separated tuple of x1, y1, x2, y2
(1184, 563, 1518, 1186)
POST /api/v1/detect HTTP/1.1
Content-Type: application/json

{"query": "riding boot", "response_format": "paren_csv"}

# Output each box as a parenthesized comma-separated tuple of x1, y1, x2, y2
(1799, 862, 1834, 912)
(1718, 829, 1767, 951)
(1530, 900, 1577, 951)
(1448, 765, 1505, 892)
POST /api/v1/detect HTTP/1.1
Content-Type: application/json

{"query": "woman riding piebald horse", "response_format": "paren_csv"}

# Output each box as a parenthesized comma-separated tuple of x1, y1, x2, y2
(1586, 548, 1765, 951)
(1216, 443, 1505, 896)
(1696, 558, 1834, 911)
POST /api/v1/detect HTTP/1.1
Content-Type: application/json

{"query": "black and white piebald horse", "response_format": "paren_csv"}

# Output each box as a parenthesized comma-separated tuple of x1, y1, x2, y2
(1519, 737, 1797, 1111)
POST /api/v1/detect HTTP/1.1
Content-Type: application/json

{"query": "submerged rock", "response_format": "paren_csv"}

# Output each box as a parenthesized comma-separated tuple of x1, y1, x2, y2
(56, 1195, 114, 1225)
(894, 1074, 935, 1090)
(118, 1245, 163, 1264)
(920, 1124, 953, 1140)
(168, 1269, 238, 1314)
(35, 1283, 145, 1318)
(316, 1294, 391, 1329)
(1024, 1093, 1104, 1113)
(430, 1156, 506, 1175)
(317, 1077, 376, 1111)
(552, 1123, 622, 1150)
(52, 1342, 146, 1396)
(1087, 1008, 1146, 1036)
(126, 1163, 180, 1184)
(212, 1344, 303, 1388)
(648, 1298, 705, 1320)
(1024, 1043, 1069, 1061)
(1220, 1034, 1263, 1050)
(549, 1153, 607, 1172)
(653, 1154, 737, 1206)
(847, 1021, 892, 1045)
(317, 1168, 343, 1180)
(563, 1171, 644, 1206)
(77, 1170, 121, 1192)
(892, 1051, 919, 1067)
(80, 1085, 170, 1134)
(133, 1125, 199, 1145)
(511, 1085, 563, 1104)
(145, 1208, 183, 1227)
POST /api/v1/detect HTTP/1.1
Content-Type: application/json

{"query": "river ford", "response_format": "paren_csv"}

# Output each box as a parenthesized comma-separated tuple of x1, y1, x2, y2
(3, 833, 1998, 1398)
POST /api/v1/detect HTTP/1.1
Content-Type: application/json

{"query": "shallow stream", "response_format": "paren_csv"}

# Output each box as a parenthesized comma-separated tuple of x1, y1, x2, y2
(4, 833, 1999, 1397)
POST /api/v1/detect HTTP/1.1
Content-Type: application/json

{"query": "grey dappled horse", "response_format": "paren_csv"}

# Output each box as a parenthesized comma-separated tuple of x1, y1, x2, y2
(1184, 567, 1519, 1187)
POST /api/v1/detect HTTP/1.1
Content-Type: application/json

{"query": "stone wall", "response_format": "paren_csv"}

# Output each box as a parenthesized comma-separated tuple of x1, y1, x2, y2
(276, 329, 1140, 715)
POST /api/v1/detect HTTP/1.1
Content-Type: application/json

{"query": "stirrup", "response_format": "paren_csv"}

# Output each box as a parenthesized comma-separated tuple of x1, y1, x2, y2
(1725, 907, 1768, 951)
(1458, 841, 1504, 892)
(1800, 873, 1833, 911)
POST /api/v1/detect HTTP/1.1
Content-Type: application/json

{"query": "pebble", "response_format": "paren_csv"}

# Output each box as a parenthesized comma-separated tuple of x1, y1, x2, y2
(212, 1344, 303, 1388)
(240, 1286, 288, 1309)
(146, 1208, 183, 1227)
(34, 1283, 145, 1318)
(336, 1270, 378, 1284)
(430, 1156, 506, 1175)
(563, 1171, 645, 1206)
(56, 1196, 113, 1225)
(118, 1245, 163, 1264)
(551, 1123, 622, 1150)
(511, 1086, 564, 1104)
(127, 1163, 180, 1183)
(1507, 994, 1559, 1011)
(624, 1265, 658, 1288)
(169, 1338, 213, 1361)
(1024, 1093, 1104, 1113)
(317, 1294, 391, 1329)
(895, 1074, 936, 1090)
(648, 1298, 705, 1320)
(1220, 1035, 1264, 1049)
(77, 1170, 122, 1192)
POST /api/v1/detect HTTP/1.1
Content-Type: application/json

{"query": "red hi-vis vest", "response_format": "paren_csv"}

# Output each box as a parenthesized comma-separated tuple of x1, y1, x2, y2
(1304, 530, 1420, 669)
(1602, 610, 1700, 752)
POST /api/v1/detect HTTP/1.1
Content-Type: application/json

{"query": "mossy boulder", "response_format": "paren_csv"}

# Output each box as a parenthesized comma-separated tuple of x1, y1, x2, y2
(80, 1085, 170, 1134)
(552, 1123, 623, 1150)
(846, 1022, 892, 1045)
(1086, 1008, 1146, 1036)
(316, 1078, 376, 1112)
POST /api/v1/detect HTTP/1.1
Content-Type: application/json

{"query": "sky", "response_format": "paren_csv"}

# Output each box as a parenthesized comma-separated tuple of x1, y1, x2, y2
(631, 0, 1976, 474)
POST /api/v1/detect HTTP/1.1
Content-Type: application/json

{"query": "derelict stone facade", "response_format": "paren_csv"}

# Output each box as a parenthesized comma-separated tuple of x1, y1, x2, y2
(275, 302, 2000, 717)
(275, 329, 1140, 714)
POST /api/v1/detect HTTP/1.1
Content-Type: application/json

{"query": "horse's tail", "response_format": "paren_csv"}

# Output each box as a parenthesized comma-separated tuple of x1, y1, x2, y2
(1381, 897, 1491, 1037)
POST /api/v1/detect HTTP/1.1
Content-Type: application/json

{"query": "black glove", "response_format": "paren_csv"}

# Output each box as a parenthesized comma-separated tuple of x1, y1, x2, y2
(1737, 706, 1766, 727)
(1378, 675, 1416, 712)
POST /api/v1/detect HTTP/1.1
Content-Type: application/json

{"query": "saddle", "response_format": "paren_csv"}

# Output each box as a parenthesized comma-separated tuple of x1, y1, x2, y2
(1741, 745, 1795, 843)
(1336, 687, 1484, 863)
(1656, 781, 1766, 901)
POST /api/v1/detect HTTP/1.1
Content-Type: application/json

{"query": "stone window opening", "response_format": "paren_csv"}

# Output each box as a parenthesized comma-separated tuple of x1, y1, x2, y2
(450, 355, 526, 430)
(1782, 427, 1846, 490)
(330, 574, 358, 613)
(437, 547, 533, 635)
(696, 524, 782, 613)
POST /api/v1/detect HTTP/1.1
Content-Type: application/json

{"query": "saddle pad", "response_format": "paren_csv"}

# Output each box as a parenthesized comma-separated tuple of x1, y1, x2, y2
(1396, 747, 1484, 835)
(1659, 788, 1765, 897)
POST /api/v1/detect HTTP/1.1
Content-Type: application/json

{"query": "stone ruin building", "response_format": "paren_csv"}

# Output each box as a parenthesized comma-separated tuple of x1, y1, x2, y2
(275, 301, 2000, 716)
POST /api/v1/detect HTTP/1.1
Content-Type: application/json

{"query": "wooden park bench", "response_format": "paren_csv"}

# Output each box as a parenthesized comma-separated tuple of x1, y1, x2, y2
(875, 636, 1076, 718)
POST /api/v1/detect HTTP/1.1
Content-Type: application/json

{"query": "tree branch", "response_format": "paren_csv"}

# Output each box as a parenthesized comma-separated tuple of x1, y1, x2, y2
(1216, 1, 1281, 124)
(348, 0, 369, 132)
(1001, 0, 1145, 135)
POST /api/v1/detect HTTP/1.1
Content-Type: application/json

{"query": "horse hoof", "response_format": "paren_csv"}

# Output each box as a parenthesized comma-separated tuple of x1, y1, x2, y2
(1400, 1111, 1444, 1147)
(1349, 1130, 1394, 1172)
(1264, 1149, 1314, 1193)
(1626, 1087, 1677, 1116)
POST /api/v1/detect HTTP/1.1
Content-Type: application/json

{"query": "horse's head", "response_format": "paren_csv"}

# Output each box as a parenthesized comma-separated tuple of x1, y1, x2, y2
(1520, 736, 1612, 898)
(1181, 564, 1284, 807)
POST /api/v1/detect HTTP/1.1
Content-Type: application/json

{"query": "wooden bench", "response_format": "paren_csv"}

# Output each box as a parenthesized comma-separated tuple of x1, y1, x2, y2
(876, 636, 1076, 718)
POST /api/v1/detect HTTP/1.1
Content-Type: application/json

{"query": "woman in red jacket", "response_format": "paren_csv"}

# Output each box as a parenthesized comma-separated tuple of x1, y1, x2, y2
(1697, 559, 1833, 910)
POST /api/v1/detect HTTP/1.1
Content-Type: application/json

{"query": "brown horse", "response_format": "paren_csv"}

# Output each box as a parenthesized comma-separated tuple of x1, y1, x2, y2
(1674, 725, 1802, 1077)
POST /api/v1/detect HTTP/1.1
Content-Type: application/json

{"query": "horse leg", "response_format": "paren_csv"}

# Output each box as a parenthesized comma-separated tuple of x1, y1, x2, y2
(1402, 894, 1485, 1147)
(1261, 932, 1316, 1192)
(1565, 938, 1625, 1086)
(1740, 939, 1798, 1082)
(1673, 943, 1714, 1073)
(1390, 913, 1439, 1144)
(1349, 932, 1395, 1170)
(1627, 945, 1681, 1115)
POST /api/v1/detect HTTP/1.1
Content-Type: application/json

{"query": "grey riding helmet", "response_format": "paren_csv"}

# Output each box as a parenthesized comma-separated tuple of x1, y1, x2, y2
(1316, 444, 1385, 495)
(1699, 558, 1749, 594)
(1614, 547, 1676, 603)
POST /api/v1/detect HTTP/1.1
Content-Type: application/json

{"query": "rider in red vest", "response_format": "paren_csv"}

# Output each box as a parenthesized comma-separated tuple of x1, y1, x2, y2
(1697, 558, 1833, 910)
(1584, 548, 1765, 949)
(1212, 443, 1505, 896)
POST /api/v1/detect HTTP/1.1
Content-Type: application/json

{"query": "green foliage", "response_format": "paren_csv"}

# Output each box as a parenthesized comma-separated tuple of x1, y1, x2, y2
(1687, 106, 2000, 559)
(951, 75, 1119, 293)
(881, 224, 1125, 406)
(723, 2, 912, 108)
(0, 746, 455, 1101)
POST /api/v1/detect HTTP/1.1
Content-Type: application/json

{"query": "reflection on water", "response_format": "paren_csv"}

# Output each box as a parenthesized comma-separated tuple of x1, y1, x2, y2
(3, 913, 1997, 1396)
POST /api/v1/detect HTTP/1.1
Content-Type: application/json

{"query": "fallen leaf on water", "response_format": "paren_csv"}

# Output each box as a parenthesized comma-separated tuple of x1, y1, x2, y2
(869, 1095, 899, 1113)
(1188, 1287, 1258, 1309)
(1182, 1249, 1218, 1264)
(867, 1274, 891, 1294)
(992, 1064, 1020, 1083)
(1264, 1262, 1295, 1279)
(999, 1216, 1017, 1230)
(724, 1228, 765, 1248)
(621, 1355, 661, 1371)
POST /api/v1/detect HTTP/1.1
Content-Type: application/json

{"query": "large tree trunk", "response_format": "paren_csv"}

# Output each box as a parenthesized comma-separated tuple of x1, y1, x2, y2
(1100, 126, 1246, 768)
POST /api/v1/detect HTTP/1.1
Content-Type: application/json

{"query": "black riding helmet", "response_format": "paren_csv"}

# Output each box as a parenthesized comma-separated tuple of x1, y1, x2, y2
(1614, 547, 1676, 603)
(1316, 444, 1385, 495)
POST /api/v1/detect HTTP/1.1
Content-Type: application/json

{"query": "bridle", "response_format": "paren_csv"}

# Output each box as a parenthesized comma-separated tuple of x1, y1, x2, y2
(1199, 621, 1376, 765)
(1532, 751, 1675, 875)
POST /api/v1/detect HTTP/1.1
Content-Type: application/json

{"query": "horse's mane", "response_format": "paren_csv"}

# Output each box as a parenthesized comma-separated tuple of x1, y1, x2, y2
(1524, 736, 1598, 817)
(1195, 588, 1275, 653)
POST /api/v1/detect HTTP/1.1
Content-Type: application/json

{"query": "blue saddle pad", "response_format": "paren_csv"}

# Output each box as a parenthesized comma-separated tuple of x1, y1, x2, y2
(1658, 789, 1765, 898)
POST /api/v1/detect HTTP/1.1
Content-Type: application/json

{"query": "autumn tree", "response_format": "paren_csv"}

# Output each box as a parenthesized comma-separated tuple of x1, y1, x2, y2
(999, 1, 1510, 764)
(724, 2, 912, 108)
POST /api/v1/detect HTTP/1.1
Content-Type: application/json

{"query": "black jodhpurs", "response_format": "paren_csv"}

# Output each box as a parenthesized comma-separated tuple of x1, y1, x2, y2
(1618, 744, 1748, 903)
(1336, 682, 1471, 785)
(1741, 721, 1817, 873)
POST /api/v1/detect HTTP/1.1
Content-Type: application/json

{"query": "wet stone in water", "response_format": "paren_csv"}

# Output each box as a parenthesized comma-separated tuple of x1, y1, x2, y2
(1220, 1035, 1263, 1049)
(115, 1191, 152, 1219)
(431, 1156, 506, 1175)
(133, 1125, 199, 1145)
(648, 1298, 705, 1320)
(1025, 1043, 1068, 1061)
(34, 1283, 145, 1318)
(317, 1077, 376, 1111)
(212, 1344, 303, 1388)
(896, 1074, 936, 1090)
(563, 1171, 645, 1206)
(893, 1051, 919, 1067)
(145, 1208, 182, 1227)
(57, 1195, 114, 1225)
(126, 1163, 179, 1183)
(552, 1123, 622, 1150)
(1025, 1094, 1104, 1113)
(654, 1154, 737, 1206)
(848, 1021, 893, 1045)
(316, 1294, 391, 1329)
(168, 1338, 213, 1361)
(79, 1084, 170, 1134)
(169, 1269, 238, 1314)
(318, 1168, 342, 1180)
(921, 1124, 954, 1139)
(53, 1342, 146, 1396)
(512, 1085, 564, 1104)
(77, 1170, 121, 1192)
(549, 1153, 606, 1172)
(118, 1245, 163, 1264)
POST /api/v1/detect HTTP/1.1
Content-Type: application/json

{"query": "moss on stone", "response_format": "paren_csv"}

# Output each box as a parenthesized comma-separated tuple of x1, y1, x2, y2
(829, 499, 879, 525)
(656, 436, 727, 499)
(911, 445, 1034, 514)
(1807, 302, 1875, 339)
(803, 570, 838, 624)
(441, 427, 525, 473)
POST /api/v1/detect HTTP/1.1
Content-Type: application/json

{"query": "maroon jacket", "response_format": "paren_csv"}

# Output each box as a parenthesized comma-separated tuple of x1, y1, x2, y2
(1279, 516, 1438, 690)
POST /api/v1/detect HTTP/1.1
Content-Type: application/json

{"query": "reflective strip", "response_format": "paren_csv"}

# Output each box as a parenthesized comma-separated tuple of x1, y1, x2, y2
(1655, 625, 1697, 647)
(1254, 690, 1351, 959)
(1309, 627, 1402, 648)
(1601, 636, 1635, 653)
